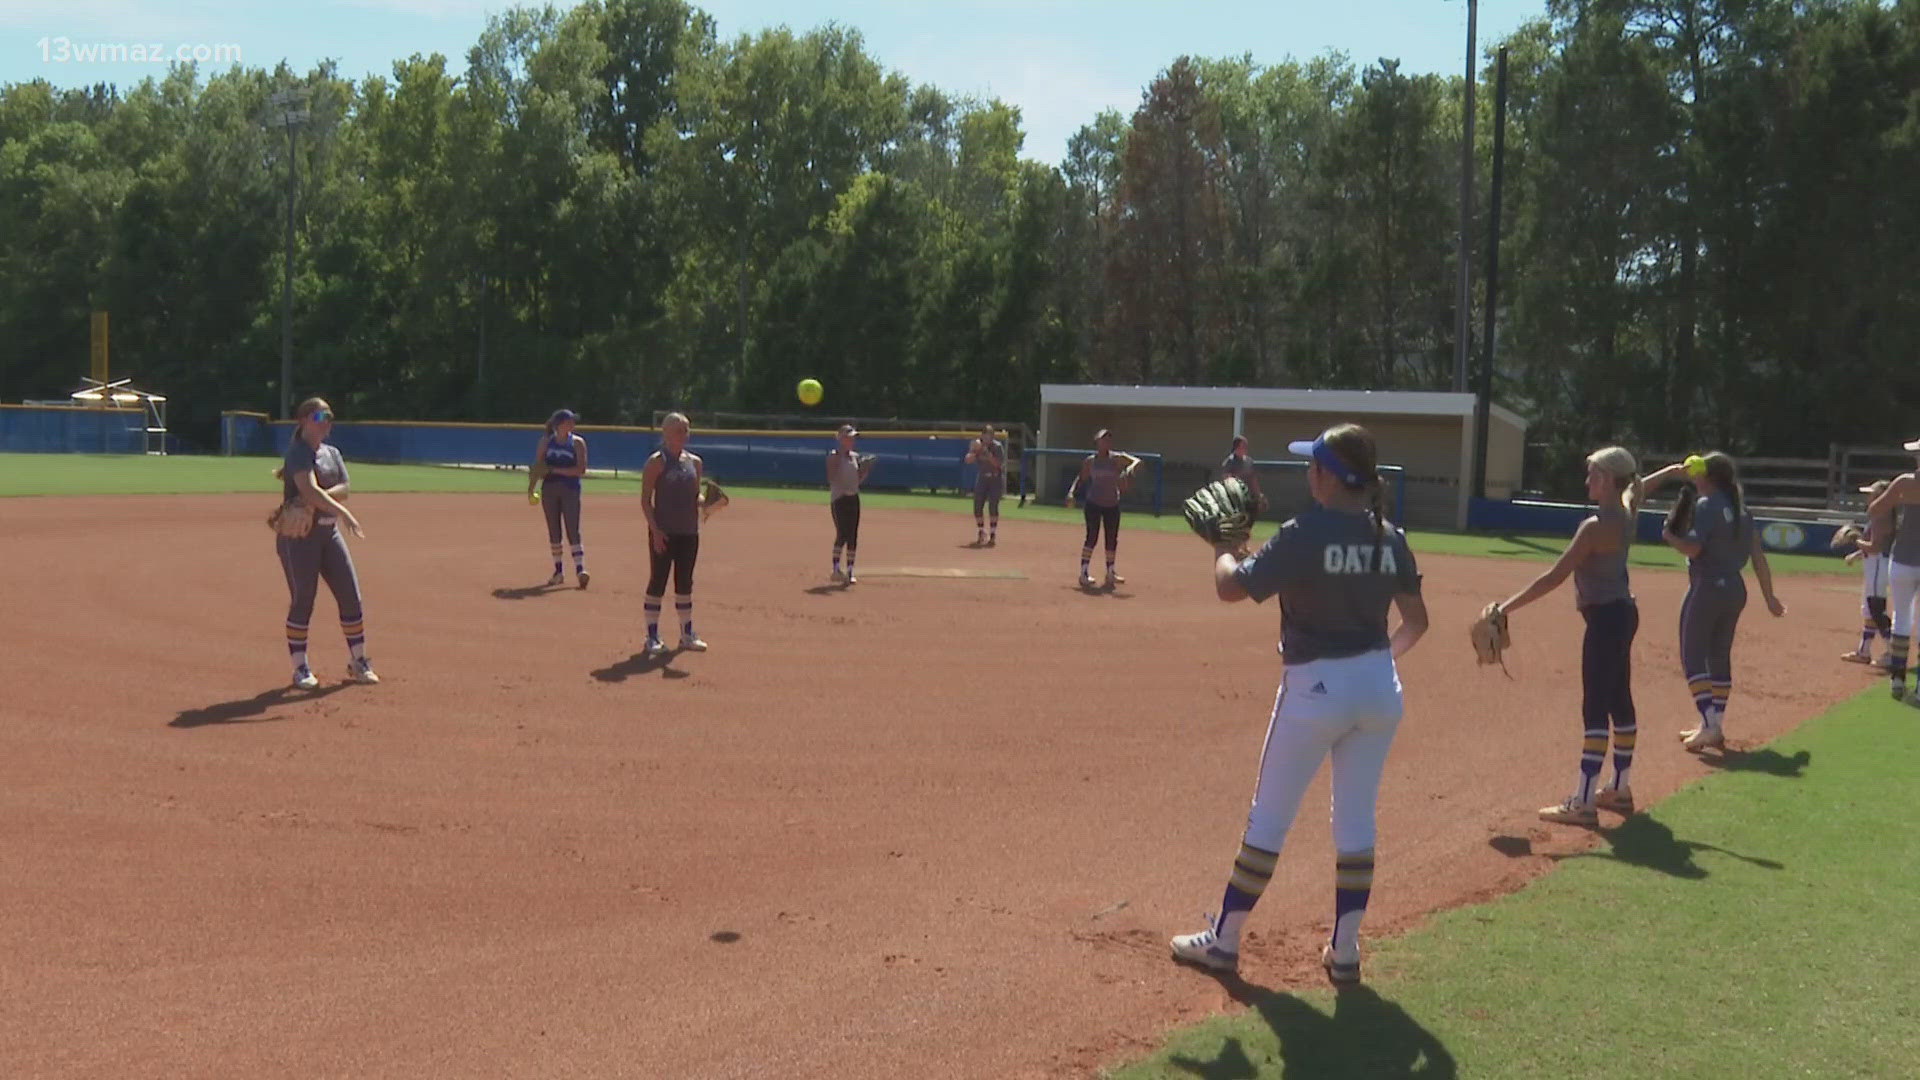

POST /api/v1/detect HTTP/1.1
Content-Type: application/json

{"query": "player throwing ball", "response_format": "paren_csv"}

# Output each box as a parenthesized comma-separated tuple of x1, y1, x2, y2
(269, 397, 377, 689)
(827, 424, 874, 584)
(1486, 447, 1643, 825)
(1171, 423, 1428, 988)
(1641, 452, 1787, 749)
(640, 413, 724, 657)
(965, 424, 1006, 547)
(1065, 429, 1142, 588)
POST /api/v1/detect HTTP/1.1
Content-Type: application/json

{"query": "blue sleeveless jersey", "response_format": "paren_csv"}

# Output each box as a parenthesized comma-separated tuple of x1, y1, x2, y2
(542, 435, 582, 491)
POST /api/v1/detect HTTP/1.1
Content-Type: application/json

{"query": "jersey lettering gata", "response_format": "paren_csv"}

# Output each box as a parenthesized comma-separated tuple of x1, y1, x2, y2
(1321, 542, 1400, 575)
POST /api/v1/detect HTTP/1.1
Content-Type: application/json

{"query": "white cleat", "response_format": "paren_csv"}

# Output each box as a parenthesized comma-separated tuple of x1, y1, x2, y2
(1078, 573, 1096, 588)
(546, 570, 566, 587)
(345, 658, 380, 685)
(1681, 726, 1724, 752)
(829, 568, 846, 584)
(1169, 919, 1239, 974)
(292, 667, 319, 691)
(577, 570, 591, 590)
(645, 638, 669, 659)
(679, 637, 709, 653)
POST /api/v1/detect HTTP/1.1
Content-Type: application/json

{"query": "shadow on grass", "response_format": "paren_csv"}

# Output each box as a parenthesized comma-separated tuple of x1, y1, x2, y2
(170, 684, 350, 728)
(1549, 813, 1784, 879)
(1165, 973, 1456, 1079)
(1699, 747, 1812, 777)
(590, 651, 689, 682)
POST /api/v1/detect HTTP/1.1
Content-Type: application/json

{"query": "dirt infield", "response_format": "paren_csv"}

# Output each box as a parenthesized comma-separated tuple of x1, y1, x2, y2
(1, 493, 1864, 1079)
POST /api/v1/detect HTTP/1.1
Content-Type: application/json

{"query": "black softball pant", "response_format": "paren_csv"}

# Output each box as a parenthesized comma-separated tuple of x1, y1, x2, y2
(1580, 599, 1638, 732)
(831, 494, 861, 549)
(1083, 503, 1121, 550)
(646, 533, 699, 596)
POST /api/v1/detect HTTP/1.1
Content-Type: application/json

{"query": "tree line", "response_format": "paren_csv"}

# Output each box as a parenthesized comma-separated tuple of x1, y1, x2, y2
(1, 0, 1915, 495)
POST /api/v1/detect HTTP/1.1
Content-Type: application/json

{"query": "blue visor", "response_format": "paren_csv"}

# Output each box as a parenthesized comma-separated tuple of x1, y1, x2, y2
(1287, 437, 1365, 487)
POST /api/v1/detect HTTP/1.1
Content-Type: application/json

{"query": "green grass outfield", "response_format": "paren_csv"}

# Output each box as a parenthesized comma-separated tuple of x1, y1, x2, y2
(0, 453, 1850, 577)
(1109, 688, 1920, 1079)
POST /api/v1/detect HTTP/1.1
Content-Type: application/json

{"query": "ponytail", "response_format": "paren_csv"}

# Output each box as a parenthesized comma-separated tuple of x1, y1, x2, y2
(1701, 451, 1744, 522)
(1369, 473, 1387, 569)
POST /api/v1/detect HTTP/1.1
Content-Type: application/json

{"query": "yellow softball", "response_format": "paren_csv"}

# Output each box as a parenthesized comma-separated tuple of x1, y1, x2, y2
(797, 378, 824, 406)
(1684, 454, 1707, 477)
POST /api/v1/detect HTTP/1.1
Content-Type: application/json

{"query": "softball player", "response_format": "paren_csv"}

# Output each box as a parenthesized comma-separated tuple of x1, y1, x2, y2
(1220, 435, 1264, 511)
(1865, 444, 1920, 702)
(1642, 453, 1787, 750)
(530, 409, 590, 588)
(1490, 447, 1643, 825)
(827, 424, 873, 584)
(1171, 423, 1428, 988)
(1065, 429, 1142, 588)
(273, 397, 377, 689)
(965, 424, 1006, 547)
(1841, 479, 1892, 666)
(640, 413, 709, 657)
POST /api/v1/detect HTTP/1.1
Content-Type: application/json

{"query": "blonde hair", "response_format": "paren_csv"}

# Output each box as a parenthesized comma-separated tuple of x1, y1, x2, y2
(662, 411, 690, 429)
(275, 398, 332, 480)
(1586, 445, 1640, 515)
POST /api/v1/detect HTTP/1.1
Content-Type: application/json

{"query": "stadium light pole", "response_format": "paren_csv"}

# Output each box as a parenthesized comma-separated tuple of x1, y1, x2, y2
(1453, 0, 1477, 393)
(266, 89, 310, 420)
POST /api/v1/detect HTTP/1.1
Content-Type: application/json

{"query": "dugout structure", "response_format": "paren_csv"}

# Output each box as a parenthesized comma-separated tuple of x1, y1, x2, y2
(1035, 385, 1527, 530)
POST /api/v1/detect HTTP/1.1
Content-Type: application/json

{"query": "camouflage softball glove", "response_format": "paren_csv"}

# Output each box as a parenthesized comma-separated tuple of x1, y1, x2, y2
(1666, 483, 1696, 537)
(1471, 601, 1512, 674)
(1183, 476, 1255, 550)
(699, 476, 730, 522)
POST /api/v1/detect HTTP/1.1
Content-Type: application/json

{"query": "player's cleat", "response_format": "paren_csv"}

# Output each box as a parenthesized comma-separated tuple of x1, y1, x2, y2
(645, 637, 669, 659)
(1594, 786, 1636, 815)
(1874, 654, 1894, 669)
(976, 530, 986, 546)
(1169, 919, 1239, 974)
(1842, 651, 1873, 665)
(546, 570, 566, 587)
(1105, 572, 1125, 587)
(1078, 572, 1096, 588)
(1321, 944, 1362, 989)
(577, 570, 590, 590)
(679, 636, 708, 652)
(1538, 798, 1598, 826)
(292, 666, 319, 690)
(829, 568, 846, 584)
(1681, 726, 1724, 752)
(844, 572, 857, 585)
(986, 536, 996, 548)
(1901, 690, 1920, 710)
(345, 658, 380, 685)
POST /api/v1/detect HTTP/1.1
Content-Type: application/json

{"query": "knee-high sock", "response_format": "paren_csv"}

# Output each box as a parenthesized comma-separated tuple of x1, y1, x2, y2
(1330, 848, 1375, 959)
(1212, 842, 1278, 952)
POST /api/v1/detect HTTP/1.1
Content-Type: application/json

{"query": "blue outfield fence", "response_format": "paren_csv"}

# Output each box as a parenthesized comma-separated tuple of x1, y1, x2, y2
(1467, 496, 1852, 557)
(2, 404, 148, 453)
(221, 413, 986, 492)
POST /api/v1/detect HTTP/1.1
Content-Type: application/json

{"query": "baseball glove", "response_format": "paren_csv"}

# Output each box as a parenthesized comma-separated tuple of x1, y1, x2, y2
(1831, 523, 1864, 552)
(699, 477, 730, 522)
(1471, 601, 1512, 676)
(1666, 483, 1696, 537)
(267, 498, 315, 539)
(1182, 476, 1255, 549)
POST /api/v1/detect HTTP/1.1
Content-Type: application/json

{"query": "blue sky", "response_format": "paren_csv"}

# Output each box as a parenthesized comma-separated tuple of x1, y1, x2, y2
(1, 1, 1546, 164)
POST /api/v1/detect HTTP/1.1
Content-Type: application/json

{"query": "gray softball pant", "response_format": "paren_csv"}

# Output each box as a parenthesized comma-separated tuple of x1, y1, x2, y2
(277, 525, 364, 628)
(542, 485, 583, 545)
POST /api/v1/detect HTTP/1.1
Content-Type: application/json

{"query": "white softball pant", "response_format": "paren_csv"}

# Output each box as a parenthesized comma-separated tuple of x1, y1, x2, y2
(1242, 648, 1405, 855)
(1889, 560, 1920, 637)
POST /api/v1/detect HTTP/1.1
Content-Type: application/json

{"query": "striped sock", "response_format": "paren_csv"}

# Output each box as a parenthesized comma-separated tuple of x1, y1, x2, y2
(1710, 680, 1732, 724)
(550, 543, 563, 575)
(1079, 547, 1093, 576)
(1105, 552, 1117, 577)
(644, 595, 663, 642)
(1610, 724, 1637, 790)
(286, 621, 309, 671)
(1212, 842, 1278, 953)
(1330, 848, 1376, 958)
(571, 545, 585, 574)
(675, 594, 693, 638)
(1889, 634, 1910, 695)
(845, 549, 856, 575)
(988, 518, 997, 541)
(1687, 673, 1715, 726)
(1576, 728, 1606, 803)
(1861, 619, 1880, 654)
(340, 612, 366, 662)
(832, 544, 843, 574)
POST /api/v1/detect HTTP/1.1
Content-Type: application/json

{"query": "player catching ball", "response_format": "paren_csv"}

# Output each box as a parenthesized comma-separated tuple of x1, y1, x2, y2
(269, 397, 377, 689)
(1065, 429, 1142, 588)
(1220, 435, 1266, 516)
(965, 424, 1007, 547)
(827, 423, 874, 584)
(639, 412, 724, 657)
(529, 408, 590, 588)
(1485, 447, 1644, 825)
(1838, 479, 1893, 666)
(1171, 424, 1428, 988)
(1641, 452, 1787, 750)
